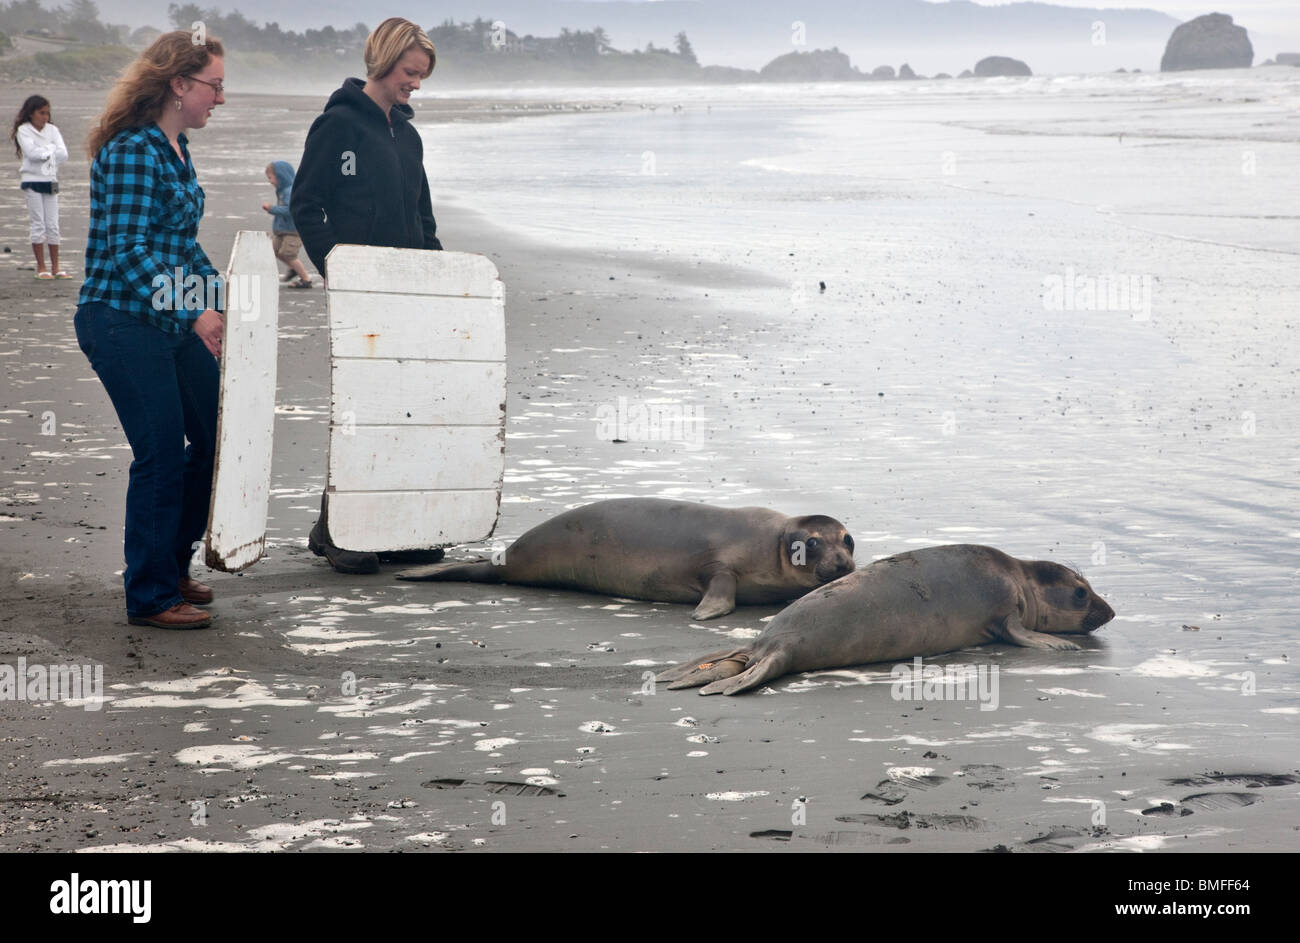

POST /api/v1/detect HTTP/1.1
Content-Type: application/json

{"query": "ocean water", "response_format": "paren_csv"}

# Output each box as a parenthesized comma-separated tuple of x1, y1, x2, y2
(421, 70, 1300, 258)
(404, 72, 1300, 717)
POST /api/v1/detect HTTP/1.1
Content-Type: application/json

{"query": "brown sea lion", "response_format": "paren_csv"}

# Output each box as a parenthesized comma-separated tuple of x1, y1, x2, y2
(396, 498, 856, 620)
(657, 544, 1115, 694)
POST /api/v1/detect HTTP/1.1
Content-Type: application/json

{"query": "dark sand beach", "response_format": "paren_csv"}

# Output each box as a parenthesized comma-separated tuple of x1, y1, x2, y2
(1, 81, 1297, 853)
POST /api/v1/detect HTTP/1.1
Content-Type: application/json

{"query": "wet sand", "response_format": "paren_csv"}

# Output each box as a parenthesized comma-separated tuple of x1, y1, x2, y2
(1, 83, 1297, 853)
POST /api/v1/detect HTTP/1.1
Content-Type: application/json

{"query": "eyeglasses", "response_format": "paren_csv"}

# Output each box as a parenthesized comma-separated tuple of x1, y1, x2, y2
(186, 75, 225, 95)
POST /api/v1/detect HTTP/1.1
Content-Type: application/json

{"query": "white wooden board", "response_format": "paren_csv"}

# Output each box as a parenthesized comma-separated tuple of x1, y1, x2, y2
(328, 426, 503, 492)
(327, 492, 504, 551)
(324, 245, 505, 552)
(204, 230, 280, 572)
(326, 246, 500, 296)
(332, 360, 506, 425)
(330, 294, 504, 361)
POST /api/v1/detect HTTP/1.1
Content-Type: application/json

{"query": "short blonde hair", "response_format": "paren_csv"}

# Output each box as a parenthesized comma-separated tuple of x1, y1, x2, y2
(365, 17, 436, 80)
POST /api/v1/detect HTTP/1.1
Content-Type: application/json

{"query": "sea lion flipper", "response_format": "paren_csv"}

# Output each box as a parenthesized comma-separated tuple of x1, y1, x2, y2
(700, 653, 786, 696)
(997, 613, 1083, 651)
(692, 571, 738, 620)
(395, 560, 499, 582)
(657, 648, 749, 687)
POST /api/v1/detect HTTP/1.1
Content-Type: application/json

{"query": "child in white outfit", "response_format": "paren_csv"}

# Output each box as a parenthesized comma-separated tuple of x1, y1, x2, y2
(11, 95, 70, 279)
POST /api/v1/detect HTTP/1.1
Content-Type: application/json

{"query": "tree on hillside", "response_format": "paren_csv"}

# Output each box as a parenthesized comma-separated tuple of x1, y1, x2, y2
(63, 0, 105, 40)
(163, 4, 366, 54)
(554, 26, 602, 60)
(167, 3, 202, 30)
(429, 18, 496, 54)
(675, 31, 697, 66)
(0, 0, 61, 35)
(128, 24, 160, 46)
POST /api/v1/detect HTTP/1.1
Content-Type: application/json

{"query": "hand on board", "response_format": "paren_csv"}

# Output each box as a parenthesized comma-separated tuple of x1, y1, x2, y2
(195, 308, 224, 359)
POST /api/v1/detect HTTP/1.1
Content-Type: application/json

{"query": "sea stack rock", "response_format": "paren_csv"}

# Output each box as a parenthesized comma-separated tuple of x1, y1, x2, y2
(898, 63, 917, 79)
(1160, 13, 1253, 71)
(974, 56, 1032, 77)
(759, 47, 861, 81)
(871, 64, 896, 79)
(1276, 52, 1300, 66)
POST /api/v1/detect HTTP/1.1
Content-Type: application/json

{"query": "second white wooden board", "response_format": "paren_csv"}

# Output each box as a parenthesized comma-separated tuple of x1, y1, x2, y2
(205, 230, 280, 572)
(324, 245, 506, 552)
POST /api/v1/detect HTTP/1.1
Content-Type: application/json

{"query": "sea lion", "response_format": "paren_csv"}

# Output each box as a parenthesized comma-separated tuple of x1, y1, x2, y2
(657, 544, 1115, 695)
(395, 498, 856, 620)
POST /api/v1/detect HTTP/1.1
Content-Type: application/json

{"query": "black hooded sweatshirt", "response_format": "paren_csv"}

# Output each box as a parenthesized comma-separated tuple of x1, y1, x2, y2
(291, 77, 442, 276)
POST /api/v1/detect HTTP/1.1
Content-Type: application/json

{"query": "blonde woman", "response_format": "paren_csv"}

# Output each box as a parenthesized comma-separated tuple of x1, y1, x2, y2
(292, 17, 444, 574)
(76, 31, 226, 629)
(11, 95, 70, 278)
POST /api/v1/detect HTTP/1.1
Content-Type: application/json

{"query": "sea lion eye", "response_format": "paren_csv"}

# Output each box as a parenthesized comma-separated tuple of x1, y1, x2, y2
(844, 534, 854, 552)
(1074, 586, 1089, 603)
(806, 537, 821, 553)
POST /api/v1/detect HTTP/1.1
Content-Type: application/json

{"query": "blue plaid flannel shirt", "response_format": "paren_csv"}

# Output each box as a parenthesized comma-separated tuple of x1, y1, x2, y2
(78, 123, 223, 332)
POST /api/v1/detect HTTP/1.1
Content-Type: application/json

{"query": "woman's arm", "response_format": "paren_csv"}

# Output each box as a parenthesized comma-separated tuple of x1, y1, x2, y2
(418, 170, 443, 251)
(290, 114, 343, 275)
(101, 140, 202, 326)
(192, 241, 224, 314)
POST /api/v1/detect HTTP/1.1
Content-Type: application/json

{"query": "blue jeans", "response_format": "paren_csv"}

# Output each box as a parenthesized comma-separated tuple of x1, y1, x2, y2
(74, 302, 218, 617)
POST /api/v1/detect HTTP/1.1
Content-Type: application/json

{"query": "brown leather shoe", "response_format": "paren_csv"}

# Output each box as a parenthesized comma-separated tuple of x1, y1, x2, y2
(128, 602, 212, 630)
(180, 577, 214, 605)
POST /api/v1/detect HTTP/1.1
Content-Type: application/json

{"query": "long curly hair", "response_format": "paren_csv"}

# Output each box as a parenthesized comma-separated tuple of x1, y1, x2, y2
(86, 30, 224, 159)
(11, 94, 50, 158)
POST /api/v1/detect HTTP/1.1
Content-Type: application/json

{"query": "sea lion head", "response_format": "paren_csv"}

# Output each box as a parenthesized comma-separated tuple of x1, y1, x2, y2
(1023, 561, 1115, 635)
(783, 515, 857, 587)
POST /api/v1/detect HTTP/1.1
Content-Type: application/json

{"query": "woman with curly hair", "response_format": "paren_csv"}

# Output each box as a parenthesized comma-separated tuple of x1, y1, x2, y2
(76, 30, 226, 629)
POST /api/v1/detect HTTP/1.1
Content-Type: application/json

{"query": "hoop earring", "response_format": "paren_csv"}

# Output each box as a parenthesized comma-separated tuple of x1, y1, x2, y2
(175, 98, 183, 110)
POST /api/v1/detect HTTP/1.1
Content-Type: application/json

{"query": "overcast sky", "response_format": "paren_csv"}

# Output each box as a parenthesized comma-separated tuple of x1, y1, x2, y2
(970, 0, 1295, 43)
(91, 0, 1300, 46)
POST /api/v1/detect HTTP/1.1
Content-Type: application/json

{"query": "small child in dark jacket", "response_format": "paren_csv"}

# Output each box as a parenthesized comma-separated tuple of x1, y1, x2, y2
(263, 160, 312, 288)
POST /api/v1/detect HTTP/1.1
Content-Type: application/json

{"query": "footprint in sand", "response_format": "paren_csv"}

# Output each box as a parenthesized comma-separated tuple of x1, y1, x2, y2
(1163, 771, 1298, 789)
(1141, 792, 1260, 816)
(749, 829, 910, 846)
(860, 769, 949, 805)
(836, 811, 987, 831)
(422, 777, 565, 798)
